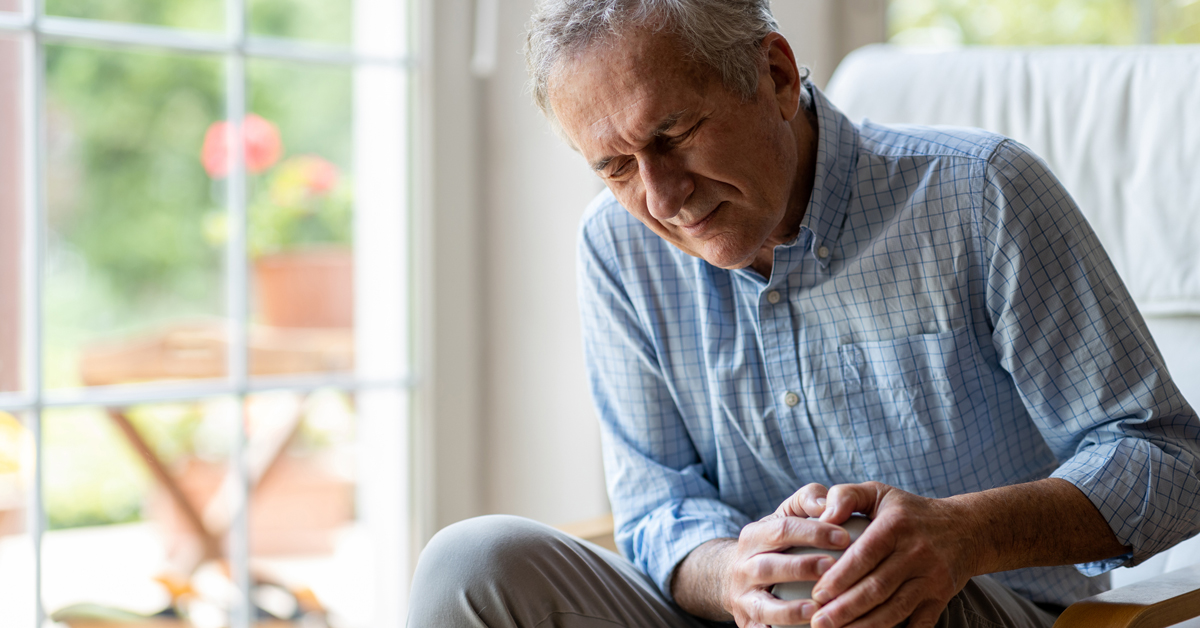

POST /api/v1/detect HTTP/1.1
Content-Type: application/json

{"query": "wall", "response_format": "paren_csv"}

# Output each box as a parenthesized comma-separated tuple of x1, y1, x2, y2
(426, 0, 888, 535)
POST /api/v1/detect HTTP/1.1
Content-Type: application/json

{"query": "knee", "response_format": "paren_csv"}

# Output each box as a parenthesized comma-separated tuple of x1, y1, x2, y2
(419, 514, 557, 577)
(407, 515, 560, 625)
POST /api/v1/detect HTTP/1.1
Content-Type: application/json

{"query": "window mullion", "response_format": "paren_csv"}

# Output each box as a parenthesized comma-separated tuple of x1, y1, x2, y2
(225, 0, 251, 624)
(22, 0, 45, 620)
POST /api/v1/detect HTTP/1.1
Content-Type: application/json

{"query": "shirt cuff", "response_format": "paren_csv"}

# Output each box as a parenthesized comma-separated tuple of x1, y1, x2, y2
(633, 498, 752, 603)
(1052, 438, 1200, 574)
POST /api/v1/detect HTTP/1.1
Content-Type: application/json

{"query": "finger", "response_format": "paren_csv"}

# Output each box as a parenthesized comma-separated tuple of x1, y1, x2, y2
(820, 482, 885, 524)
(811, 555, 910, 626)
(740, 589, 818, 627)
(818, 580, 929, 628)
(743, 551, 837, 587)
(775, 483, 830, 519)
(810, 523, 895, 606)
(743, 516, 852, 553)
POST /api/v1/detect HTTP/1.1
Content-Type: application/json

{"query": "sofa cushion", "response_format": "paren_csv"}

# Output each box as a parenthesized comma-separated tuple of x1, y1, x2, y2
(826, 45, 1200, 315)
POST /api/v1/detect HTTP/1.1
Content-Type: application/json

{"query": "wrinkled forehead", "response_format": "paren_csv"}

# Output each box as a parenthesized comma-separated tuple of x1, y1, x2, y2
(547, 29, 716, 150)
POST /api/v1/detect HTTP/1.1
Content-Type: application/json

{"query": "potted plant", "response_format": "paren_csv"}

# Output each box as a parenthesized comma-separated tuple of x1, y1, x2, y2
(201, 114, 354, 329)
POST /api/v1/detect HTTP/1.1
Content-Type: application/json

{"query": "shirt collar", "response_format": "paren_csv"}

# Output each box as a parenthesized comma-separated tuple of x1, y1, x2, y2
(798, 82, 859, 270)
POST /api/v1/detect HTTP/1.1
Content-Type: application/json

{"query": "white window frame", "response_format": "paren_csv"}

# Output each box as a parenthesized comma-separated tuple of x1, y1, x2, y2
(0, 1, 419, 626)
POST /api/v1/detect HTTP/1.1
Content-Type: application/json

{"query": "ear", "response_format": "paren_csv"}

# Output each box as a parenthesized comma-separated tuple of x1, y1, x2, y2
(762, 32, 803, 121)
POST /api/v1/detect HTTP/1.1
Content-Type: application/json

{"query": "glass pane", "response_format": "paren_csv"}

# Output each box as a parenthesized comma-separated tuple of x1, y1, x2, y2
(353, 64, 410, 383)
(0, 411, 36, 627)
(45, 44, 227, 390)
(246, 388, 408, 627)
(249, 0, 352, 44)
(41, 400, 239, 626)
(45, 0, 224, 32)
(0, 34, 24, 394)
(888, 0, 1140, 46)
(1158, 0, 1200, 43)
(246, 59, 355, 378)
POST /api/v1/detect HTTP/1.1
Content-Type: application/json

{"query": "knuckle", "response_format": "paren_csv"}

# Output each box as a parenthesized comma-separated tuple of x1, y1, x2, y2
(772, 518, 800, 546)
(861, 575, 889, 601)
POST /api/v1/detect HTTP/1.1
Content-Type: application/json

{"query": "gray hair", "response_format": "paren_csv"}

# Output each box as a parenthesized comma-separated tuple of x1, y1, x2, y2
(526, 0, 810, 129)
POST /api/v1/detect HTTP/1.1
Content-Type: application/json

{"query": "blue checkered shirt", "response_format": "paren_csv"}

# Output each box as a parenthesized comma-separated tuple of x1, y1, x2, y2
(577, 84, 1200, 608)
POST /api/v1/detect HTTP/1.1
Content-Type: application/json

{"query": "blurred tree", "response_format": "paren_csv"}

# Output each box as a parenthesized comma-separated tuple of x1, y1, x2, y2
(889, 0, 1151, 45)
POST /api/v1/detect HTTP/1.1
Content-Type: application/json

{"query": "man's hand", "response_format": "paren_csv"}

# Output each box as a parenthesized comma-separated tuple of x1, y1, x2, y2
(673, 478, 1126, 628)
(778, 482, 978, 628)
(671, 484, 853, 627)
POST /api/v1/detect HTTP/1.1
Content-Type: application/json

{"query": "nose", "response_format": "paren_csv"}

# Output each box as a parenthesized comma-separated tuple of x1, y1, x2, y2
(640, 154, 693, 221)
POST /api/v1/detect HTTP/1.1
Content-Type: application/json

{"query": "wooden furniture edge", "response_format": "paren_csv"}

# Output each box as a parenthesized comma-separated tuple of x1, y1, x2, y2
(557, 513, 617, 553)
(1054, 563, 1200, 628)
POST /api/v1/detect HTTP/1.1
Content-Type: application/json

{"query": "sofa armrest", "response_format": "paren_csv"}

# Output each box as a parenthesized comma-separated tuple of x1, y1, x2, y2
(1054, 564, 1200, 628)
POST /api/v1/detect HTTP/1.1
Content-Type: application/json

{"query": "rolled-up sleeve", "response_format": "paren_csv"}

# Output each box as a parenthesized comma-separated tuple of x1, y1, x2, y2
(980, 140, 1200, 573)
(577, 199, 750, 600)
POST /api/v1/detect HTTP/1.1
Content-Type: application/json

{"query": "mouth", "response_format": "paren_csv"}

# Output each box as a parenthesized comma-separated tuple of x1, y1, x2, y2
(678, 203, 725, 237)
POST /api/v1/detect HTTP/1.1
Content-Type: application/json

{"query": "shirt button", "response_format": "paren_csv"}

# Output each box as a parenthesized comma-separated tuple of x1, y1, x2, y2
(784, 392, 800, 407)
(767, 290, 781, 304)
(817, 246, 830, 259)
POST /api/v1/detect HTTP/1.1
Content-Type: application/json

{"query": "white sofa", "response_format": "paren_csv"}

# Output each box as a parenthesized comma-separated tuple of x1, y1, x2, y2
(827, 45, 1200, 625)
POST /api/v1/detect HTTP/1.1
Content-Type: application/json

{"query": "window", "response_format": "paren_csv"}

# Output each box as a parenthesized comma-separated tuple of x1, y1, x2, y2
(0, 1, 414, 627)
(889, 0, 1200, 46)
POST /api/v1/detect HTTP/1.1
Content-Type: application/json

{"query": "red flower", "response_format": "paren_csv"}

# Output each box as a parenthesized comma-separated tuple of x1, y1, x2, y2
(201, 114, 284, 179)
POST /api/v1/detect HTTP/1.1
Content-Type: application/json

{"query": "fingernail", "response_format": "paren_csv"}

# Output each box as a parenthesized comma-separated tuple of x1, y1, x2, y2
(816, 497, 827, 507)
(800, 602, 816, 620)
(812, 589, 831, 605)
(812, 612, 830, 628)
(816, 557, 833, 575)
(830, 529, 849, 546)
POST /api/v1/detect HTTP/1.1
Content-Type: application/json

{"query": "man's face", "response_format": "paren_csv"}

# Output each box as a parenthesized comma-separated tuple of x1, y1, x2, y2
(549, 28, 810, 273)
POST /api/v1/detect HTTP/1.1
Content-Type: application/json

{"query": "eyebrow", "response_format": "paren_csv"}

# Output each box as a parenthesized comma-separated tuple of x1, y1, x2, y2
(590, 110, 688, 172)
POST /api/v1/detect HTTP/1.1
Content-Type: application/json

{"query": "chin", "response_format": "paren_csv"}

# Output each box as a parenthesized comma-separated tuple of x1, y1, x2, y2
(697, 244, 755, 270)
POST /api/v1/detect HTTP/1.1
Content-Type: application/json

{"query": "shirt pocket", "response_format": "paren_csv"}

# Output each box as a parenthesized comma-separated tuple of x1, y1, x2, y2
(837, 325, 992, 494)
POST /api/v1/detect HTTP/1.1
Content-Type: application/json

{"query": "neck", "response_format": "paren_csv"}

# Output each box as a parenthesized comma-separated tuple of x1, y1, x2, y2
(748, 103, 820, 279)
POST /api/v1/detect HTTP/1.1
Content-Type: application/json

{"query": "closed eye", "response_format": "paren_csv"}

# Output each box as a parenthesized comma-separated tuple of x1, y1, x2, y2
(660, 119, 704, 149)
(607, 157, 636, 180)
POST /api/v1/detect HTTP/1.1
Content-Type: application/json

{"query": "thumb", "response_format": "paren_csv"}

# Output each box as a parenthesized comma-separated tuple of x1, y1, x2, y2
(820, 482, 884, 524)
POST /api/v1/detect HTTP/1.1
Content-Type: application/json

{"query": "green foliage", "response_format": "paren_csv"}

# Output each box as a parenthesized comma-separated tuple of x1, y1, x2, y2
(43, 409, 150, 530)
(889, 0, 1139, 45)
(249, 0, 353, 43)
(889, 0, 1200, 45)
(1157, 0, 1200, 43)
(46, 0, 224, 31)
(46, 44, 224, 303)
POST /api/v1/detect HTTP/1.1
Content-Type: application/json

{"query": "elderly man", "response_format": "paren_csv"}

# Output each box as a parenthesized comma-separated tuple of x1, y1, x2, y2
(408, 1, 1200, 627)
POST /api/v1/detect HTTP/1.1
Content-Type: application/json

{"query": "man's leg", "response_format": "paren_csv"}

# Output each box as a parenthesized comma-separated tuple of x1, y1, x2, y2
(933, 576, 1059, 628)
(406, 514, 1058, 628)
(406, 514, 717, 628)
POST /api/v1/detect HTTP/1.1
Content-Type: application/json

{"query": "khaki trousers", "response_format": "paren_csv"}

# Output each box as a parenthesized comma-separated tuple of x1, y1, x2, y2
(406, 515, 1059, 628)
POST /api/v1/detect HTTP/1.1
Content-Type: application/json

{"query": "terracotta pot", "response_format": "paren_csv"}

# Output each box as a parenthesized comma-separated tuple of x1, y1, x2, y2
(254, 248, 353, 329)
